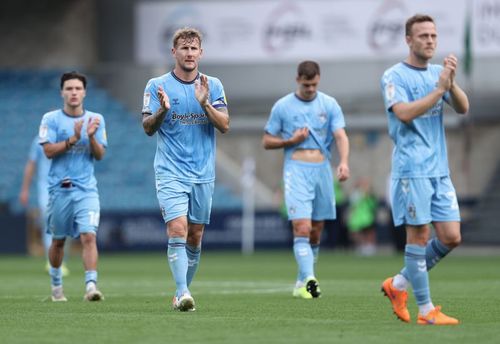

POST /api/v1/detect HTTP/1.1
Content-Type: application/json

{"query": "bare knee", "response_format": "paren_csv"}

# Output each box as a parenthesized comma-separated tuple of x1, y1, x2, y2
(309, 230, 321, 245)
(187, 224, 204, 246)
(168, 218, 188, 238)
(433, 222, 462, 249)
(293, 223, 311, 238)
(310, 221, 324, 245)
(406, 225, 431, 246)
(440, 233, 461, 249)
(51, 239, 66, 249)
(80, 233, 96, 247)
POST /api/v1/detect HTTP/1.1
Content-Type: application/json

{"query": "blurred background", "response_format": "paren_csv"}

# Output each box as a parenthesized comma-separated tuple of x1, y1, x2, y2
(1, 0, 499, 255)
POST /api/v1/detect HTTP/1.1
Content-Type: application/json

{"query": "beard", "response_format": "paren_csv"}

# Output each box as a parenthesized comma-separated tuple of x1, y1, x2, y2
(179, 63, 196, 73)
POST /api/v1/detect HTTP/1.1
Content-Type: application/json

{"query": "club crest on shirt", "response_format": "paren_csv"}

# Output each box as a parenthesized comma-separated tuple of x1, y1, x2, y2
(318, 112, 327, 124)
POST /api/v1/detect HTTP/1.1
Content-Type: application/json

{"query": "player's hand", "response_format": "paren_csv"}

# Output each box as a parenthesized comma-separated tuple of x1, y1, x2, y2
(290, 127, 309, 144)
(157, 86, 170, 112)
(438, 66, 453, 92)
(444, 54, 458, 70)
(195, 74, 209, 107)
(336, 163, 350, 182)
(74, 119, 84, 140)
(444, 54, 458, 85)
(87, 116, 101, 137)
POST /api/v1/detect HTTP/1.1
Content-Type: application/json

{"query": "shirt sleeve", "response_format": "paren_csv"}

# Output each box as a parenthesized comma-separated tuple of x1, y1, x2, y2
(381, 70, 408, 111)
(264, 102, 282, 136)
(95, 114, 108, 148)
(209, 77, 227, 109)
(28, 136, 39, 162)
(329, 99, 346, 133)
(39, 113, 57, 144)
(142, 79, 160, 115)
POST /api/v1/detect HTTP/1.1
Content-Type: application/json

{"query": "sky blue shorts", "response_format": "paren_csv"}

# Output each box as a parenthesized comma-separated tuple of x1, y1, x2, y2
(47, 188, 100, 239)
(283, 160, 336, 221)
(156, 178, 214, 224)
(391, 176, 460, 227)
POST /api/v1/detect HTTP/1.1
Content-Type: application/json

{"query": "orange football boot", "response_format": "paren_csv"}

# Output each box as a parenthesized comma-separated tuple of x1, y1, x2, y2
(381, 277, 410, 323)
(417, 306, 459, 325)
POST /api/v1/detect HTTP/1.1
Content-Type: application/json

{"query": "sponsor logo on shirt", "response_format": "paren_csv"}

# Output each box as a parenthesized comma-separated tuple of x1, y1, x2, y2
(171, 111, 209, 125)
(421, 101, 443, 118)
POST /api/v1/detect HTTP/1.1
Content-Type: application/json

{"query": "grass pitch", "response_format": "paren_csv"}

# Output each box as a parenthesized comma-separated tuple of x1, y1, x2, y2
(1, 250, 499, 344)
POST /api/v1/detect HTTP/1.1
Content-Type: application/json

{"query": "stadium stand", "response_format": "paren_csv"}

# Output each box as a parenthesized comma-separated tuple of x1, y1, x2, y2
(0, 70, 242, 212)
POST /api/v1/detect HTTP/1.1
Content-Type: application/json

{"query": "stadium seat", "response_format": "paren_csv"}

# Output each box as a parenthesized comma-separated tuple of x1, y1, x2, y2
(1, 70, 243, 211)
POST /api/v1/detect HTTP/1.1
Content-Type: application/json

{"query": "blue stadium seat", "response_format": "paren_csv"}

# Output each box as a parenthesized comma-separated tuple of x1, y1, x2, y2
(1, 70, 242, 211)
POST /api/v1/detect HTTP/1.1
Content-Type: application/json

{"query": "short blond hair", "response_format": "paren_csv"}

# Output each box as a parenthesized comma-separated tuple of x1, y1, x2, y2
(172, 27, 203, 48)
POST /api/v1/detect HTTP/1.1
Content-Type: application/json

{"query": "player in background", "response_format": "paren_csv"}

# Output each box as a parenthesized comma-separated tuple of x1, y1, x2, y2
(380, 14, 469, 325)
(262, 61, 350, 299)
(39, 71, 107, 302)
(141, 27, 229, 312)
(19, 136, 69, 276)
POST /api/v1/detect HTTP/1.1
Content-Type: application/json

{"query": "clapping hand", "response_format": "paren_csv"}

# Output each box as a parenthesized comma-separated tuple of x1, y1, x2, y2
(195, 74, 209, 107)
(87, 117, 100, 137)
(158, 86, 170, 112)
(74, 119, 84, 140)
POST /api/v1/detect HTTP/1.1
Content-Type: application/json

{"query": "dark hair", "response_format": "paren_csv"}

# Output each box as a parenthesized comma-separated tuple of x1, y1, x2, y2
(405, 14, 435, 37)
(60, 71, 87, 89)
(297, 61, 320, 79)
(172, 27, 203, 48)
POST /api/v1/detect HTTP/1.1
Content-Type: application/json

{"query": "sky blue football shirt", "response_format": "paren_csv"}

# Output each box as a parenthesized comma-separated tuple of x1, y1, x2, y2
(142, 71, 227, 183)
(381, 62, 451, 178)
(39, 109, 107, 192)
(264, 91, 345, 161)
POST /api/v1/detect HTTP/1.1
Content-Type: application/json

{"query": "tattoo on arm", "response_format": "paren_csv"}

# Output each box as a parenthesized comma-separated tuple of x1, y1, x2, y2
(142, 108, 167, 136)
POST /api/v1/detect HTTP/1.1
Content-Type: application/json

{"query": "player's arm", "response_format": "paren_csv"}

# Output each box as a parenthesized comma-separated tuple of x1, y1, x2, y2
(392, 66, 453, 123)
(444, 54, 469, 114)
(19, 160, 35, 206)
(43, 119, 83, 159)
(262, 128, 309, 150)
(142, 86, 169, 136)
(196, 75, 229, 133)
(448, 83, 469, 114)
(87, 117, 105, 160)
(202, 103, 229, 134)
(392, 88, 447, 124)
(333, 128, 350, 182)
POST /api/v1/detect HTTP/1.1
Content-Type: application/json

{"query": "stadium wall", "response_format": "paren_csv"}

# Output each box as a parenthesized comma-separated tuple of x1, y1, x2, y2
(0, 0, 98, 68)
